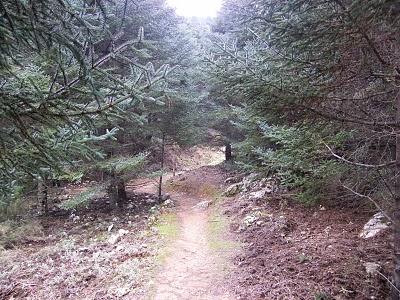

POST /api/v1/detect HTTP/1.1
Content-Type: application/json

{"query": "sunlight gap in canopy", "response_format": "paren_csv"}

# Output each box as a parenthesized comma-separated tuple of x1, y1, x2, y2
(167, 0, 222, 18)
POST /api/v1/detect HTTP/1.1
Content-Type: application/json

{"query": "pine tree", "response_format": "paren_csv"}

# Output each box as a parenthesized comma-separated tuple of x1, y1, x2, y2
(209, 0, 400, 295)
(0, 0, 175, 214)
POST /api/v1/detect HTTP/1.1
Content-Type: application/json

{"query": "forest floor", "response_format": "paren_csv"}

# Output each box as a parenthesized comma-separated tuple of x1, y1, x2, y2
(0, 146, 393, 299)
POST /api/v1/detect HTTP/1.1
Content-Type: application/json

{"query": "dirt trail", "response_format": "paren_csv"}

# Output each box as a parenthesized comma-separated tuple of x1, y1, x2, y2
(135, 167, 235, 300)
(153, 193, 232, 300)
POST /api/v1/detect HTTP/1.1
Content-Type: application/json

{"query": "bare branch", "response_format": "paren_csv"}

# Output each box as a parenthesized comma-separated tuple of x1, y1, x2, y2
(341, 183, 393, 223)
(324, 142, 396, 168)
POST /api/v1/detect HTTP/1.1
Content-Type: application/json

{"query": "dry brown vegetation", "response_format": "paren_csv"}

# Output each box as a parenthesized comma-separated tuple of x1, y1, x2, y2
(0, 188, 171, 299)
(222, 178, 392, 300)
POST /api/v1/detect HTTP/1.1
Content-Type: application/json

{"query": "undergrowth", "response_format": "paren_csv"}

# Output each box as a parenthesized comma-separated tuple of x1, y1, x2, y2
(0, 219, 44, 248)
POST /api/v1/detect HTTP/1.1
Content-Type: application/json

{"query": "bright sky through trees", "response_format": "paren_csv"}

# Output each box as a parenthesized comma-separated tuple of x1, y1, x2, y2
(167, 0, 222, 17)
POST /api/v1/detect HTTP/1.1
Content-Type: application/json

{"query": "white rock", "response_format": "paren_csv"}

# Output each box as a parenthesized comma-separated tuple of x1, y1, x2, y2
(107, 224, 114, 232)
(249, 190, 267, 201)
(163, 199, 175, 207)
(360, 212, 390, 239)
(248, 187, 273, 201)
(243, 212, 262, 227)
(108, 234, 121, 245)
(149, 206, 158, 213)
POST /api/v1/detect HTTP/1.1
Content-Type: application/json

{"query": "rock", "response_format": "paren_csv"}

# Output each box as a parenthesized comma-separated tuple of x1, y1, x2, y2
(163, 199, 175, 207)
(160, 194, 170, 202)
(224, 183, 242, 197)
(243, 212, 262, 227)
(108, 229, 129, 244)
(248, 187, 273, 201)
(364, 262, 381, 276)
(249, 190, 266, 200)
(256, 220, 264, 226)
(224, 176, 241, 184)
(360, 212, 390, 239)
(107, 224, 114, 232)
(149, 206, 158, 213)
(108, 234, 121, 245)
(193, 200, 212, 210)
(243, 215, 259, 226)
(116, 287, 130, 297)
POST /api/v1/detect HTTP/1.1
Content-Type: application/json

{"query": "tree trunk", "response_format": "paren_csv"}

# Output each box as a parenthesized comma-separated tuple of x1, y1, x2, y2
(225, 142, 232, 161)
(38, 177, 48, 215)
(107, 170, 118, 209)
(158, 132, 166, 201)
(117, 178, 127, 207)
(393, 91, 400, 299)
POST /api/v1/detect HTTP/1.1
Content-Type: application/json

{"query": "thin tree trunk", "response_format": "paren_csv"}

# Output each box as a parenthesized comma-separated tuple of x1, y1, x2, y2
(117, 178, 127, 207)
(158, 132, 165, 201)
(38, 177, 48, 215)
(107, 170, 118, 209)
(393, 90, 400, 299)
(225, 142, 232, 161)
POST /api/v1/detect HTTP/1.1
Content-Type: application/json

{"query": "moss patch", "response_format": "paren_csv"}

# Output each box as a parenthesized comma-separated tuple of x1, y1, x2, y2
(208, 211, 237, 251)
(153, 212, 179, 265)
(155, 213, 179, 239)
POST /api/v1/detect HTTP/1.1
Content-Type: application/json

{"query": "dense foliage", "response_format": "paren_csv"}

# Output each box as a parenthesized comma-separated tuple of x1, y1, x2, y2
(0, 0, 203, 214)
(208, 0, 400, 295)
(209, 0, 400, 208)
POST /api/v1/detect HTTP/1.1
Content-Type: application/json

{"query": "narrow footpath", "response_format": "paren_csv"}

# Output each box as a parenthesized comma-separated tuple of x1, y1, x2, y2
(137, 167, 236, 300)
